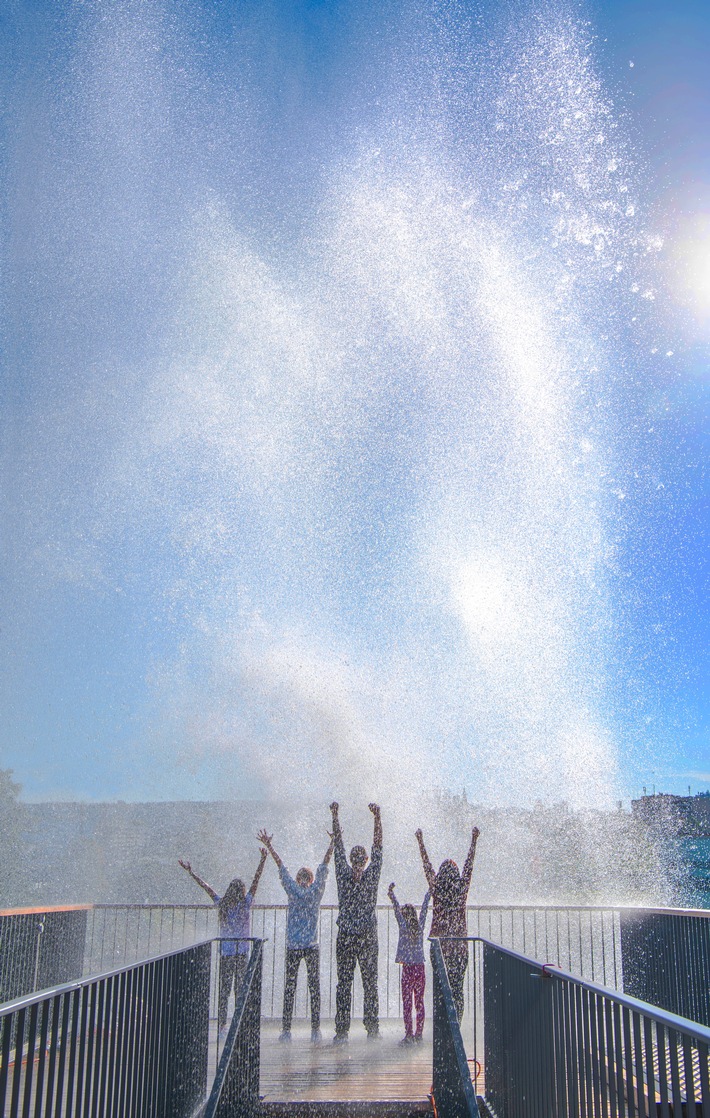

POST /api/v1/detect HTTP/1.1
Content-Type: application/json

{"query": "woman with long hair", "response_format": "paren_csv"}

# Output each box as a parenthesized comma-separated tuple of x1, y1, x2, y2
(415, 825, 480, 1022)
(179, 849, 267, 1033)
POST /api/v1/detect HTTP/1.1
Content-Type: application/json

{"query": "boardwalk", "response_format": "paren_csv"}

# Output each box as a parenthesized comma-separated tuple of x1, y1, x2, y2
(259, 1022, 434, 1106)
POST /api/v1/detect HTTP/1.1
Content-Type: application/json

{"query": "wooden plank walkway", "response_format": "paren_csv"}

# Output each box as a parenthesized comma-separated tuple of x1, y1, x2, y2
(259, 1022, 434, 1106)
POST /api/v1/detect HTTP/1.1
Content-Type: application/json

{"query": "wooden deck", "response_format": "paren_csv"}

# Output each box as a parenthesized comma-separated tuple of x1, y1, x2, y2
(259, 1022, 434, 1107)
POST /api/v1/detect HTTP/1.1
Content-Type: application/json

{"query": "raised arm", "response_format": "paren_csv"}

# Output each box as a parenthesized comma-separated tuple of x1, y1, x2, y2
(387, 881, 401, 916)
(248, 848, 268, 897)
(178, 859, 218, 902)
(415, 829, 436, 892)
(419, 890, 431, 931)
(330, 802, 346, 868)
(258, 830, 282, 868)
(369, 803, 382, 852)
(461, 826, 480, 891)
(322, 834, 335, 866)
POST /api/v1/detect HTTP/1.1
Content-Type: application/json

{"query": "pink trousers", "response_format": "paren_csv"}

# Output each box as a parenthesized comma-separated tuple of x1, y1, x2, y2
(401, 964, 426, 1037)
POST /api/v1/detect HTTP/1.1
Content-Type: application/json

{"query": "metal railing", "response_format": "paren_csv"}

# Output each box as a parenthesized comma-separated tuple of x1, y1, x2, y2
(77, 903, 627, 1019)
(459, 937, 710, 1118)
(431, 938, 480, 1118)
(621, 908, 710, 1027)
(0, 940, 211, 1118)
(0, 908, 89, 1003)
(205, 940, 263, 1118)
(4, 902, 710, 1031)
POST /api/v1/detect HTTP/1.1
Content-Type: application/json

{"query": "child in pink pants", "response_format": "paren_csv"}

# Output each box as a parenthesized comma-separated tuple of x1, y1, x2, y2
(388, 882, 430, 1043)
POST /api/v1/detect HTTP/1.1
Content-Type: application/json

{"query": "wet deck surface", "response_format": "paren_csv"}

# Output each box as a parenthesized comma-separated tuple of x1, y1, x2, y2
(259, 1021, 434, 1104)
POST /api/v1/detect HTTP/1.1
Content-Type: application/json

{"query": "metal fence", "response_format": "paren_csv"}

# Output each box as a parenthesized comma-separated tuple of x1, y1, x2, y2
(0, 940, 211, 1118)
(431, 938, 480, 1118)
(621, 908, 710, 1027)
(205, 941, 263, 1118)
(3, 902, 710, 1029)
(0, 908, 89, 1003)
(460, 937, 710, 1118)
(80, 903, 625, 1021)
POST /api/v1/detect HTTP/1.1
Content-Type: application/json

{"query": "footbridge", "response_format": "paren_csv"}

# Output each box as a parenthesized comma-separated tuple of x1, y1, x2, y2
(1, 906, 710, 1116)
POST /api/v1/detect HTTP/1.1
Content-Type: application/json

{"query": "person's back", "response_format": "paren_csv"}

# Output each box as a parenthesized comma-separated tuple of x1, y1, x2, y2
(393, 890, 430, 965)
(330, 801, 383, 1041)
(415, 825, 480, 1023)
(280, 861, 329, 947)
(334, 844, 382, 934)
(259, 829, 334, 1042)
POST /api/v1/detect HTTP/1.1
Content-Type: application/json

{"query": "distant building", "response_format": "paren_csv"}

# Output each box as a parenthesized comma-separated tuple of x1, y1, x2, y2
(631, 792, 710, 837)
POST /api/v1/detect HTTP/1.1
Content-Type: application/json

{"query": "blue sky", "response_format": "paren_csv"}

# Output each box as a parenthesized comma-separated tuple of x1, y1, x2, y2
(1, 0, 707, 807)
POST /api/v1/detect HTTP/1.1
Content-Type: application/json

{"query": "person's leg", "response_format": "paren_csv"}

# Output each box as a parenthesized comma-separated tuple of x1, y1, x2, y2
(218, 954, 236, 1030)
(335, 932, 357, 1038)
(401, 966, 414, 1037)
(358, 926, 380, 1036)
(282, 948, 302, 1033)
(444, 945, 467, 1023)
(304, 946, 321, 1031)
(234, 951, 249, 997)
(413, 965, 426, 1037)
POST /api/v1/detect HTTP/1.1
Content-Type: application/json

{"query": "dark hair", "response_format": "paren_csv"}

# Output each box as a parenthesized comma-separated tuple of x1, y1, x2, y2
(401, 903, 420, 940)
(434, 859, 461, 907)
(350, 845, 368, 867)
(219, 878, 245, 919)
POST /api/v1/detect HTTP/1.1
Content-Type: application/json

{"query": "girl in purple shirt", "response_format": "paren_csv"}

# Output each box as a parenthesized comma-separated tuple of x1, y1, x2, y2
(388, 882, 430, 1043)
(179, 850, 267, 1032)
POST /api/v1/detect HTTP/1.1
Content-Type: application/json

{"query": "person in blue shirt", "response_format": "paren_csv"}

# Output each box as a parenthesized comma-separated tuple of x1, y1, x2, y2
(388, 882, 430, 1043)
(258, 828, 335, 1043)
(179, 850, 267, 1033)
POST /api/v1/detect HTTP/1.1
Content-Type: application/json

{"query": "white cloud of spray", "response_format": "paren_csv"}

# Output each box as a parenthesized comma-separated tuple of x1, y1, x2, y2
(4, 1, 655, 809)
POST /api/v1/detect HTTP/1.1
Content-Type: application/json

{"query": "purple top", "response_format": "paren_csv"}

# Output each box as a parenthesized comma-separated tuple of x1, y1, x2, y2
(215, 892, 253, 956)
(392, 891, 430, 965)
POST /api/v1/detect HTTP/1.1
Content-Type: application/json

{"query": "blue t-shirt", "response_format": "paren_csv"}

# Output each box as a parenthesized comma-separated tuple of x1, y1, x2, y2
(279, 863, 329, 949)
(215, 892, 253, 956)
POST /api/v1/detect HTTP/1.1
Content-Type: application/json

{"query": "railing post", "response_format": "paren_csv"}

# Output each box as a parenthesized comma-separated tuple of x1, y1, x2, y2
(206, 939, 264, 1118)
(431, 939, 480, 1118)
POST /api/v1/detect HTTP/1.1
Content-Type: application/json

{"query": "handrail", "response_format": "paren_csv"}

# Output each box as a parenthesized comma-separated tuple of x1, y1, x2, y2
(430, 938, 480, 1118)
(204, 940, 264, 1118)
(0, 936, 215, 1016)
(471, 934, 710, 1118)
(442, 934, 710, 1044)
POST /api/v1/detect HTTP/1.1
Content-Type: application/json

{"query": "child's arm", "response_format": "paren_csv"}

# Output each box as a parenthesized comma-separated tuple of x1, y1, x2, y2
(387, 881, 401, 918)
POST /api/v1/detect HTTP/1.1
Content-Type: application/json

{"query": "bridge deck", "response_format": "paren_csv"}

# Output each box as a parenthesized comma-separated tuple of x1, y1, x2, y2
(259, 1022, 435, 1105)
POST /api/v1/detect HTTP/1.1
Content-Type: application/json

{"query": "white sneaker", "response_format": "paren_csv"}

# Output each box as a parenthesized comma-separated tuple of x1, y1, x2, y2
(278, 1030, 292, 1043)
(311, 1028, 322, 1044)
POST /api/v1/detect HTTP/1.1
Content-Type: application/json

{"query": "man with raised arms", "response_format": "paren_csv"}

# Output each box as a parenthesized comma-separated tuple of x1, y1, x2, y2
(330, 801, 383, 1043)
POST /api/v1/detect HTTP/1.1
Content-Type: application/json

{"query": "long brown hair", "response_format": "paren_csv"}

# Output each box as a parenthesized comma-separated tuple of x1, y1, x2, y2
(401, 904, 420, 940)
(219, 878, 245, 919)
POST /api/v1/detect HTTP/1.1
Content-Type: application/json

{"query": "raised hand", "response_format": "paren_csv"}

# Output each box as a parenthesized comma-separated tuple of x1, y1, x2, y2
(387, 881, 396, 897)
(330, 801, 339, 814)
(415, 829, 423, 842)
(178, 859, 192, 872)
(472, 826, 480, 841)
(368, 802, 380, 815)
(257, 829, 273, 847)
